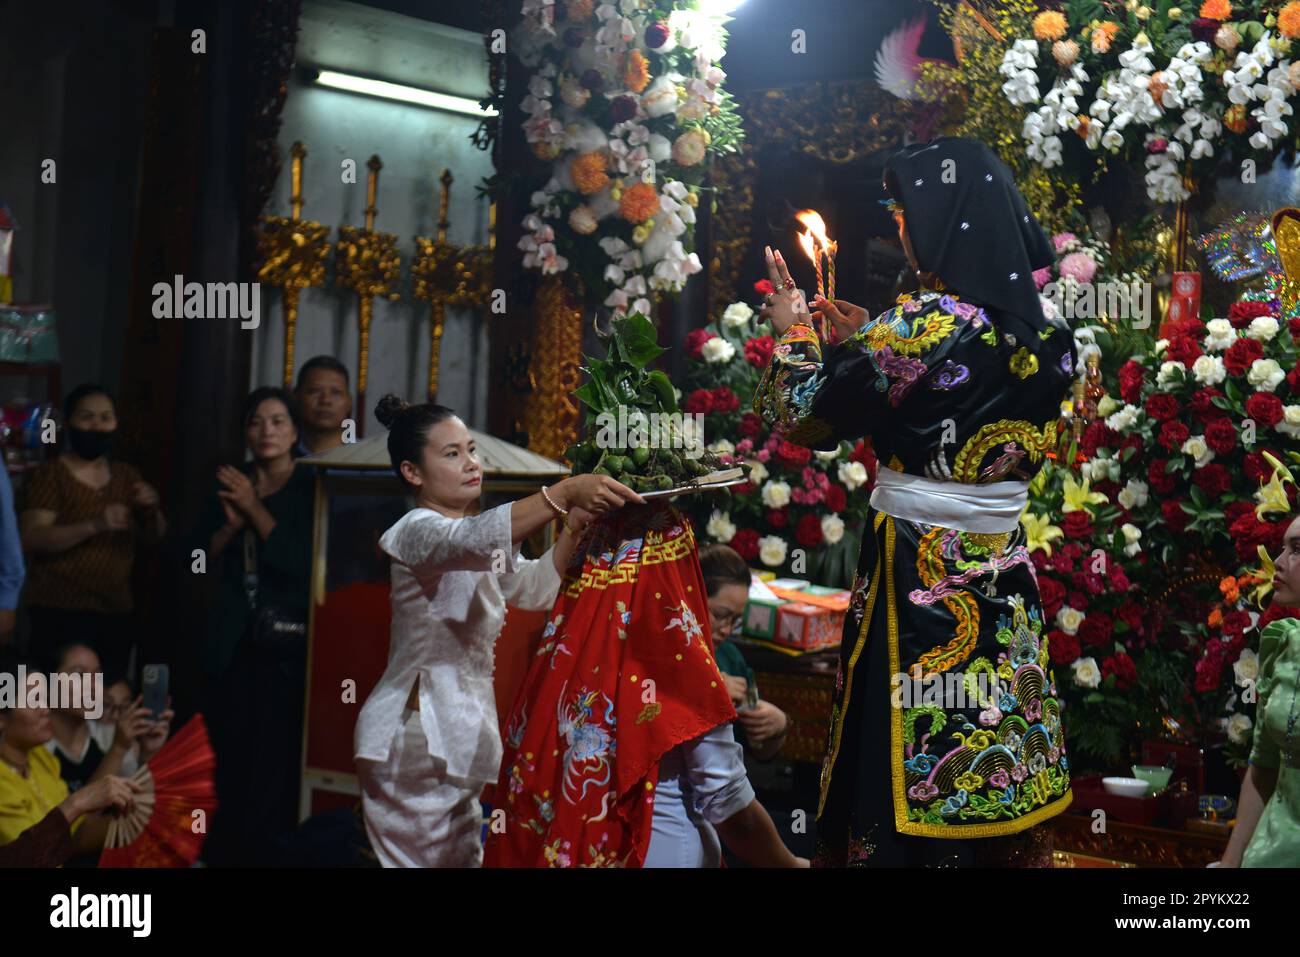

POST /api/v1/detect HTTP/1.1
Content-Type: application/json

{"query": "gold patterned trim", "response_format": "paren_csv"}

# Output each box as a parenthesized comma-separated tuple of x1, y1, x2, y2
(816, 509, 888, 820)
(560, 523, 696, 597)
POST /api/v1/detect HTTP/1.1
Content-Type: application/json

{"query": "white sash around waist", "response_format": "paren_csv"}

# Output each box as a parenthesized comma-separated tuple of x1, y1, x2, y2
(869, 466, 1028, 534)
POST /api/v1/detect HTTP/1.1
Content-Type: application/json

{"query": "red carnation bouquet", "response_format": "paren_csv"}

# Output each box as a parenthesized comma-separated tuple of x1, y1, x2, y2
(1021, 457, 1187, 767)
(1073, 290, 1300, 752)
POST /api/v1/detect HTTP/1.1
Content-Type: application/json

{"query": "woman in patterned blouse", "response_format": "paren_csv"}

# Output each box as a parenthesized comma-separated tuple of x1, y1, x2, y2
(18, 384, 166, 680)
(753, 138, 1076, 867)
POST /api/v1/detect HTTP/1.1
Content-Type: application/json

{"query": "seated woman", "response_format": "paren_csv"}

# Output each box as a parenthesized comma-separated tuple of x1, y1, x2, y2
(18, 384, 167, 678)
(698, 544, 790, 761)
(0, 660, 141, 862)
(45, 641, 172, 792)
(1221, 511, 1300, 867)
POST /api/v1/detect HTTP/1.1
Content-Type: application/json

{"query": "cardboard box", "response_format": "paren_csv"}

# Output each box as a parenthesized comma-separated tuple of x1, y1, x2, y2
(775, 602, 844, 650)
(742, 596, 787, 640)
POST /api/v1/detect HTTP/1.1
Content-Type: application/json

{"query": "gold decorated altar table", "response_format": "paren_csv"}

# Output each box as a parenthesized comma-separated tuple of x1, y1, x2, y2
(1049, 813, 1230, 868)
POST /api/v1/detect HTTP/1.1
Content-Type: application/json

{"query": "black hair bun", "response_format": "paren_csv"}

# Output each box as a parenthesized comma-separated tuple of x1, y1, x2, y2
(374, 394, 411, 429)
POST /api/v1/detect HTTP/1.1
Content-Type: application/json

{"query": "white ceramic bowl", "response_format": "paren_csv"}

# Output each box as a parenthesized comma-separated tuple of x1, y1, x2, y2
(1102, 776, 1150, 798)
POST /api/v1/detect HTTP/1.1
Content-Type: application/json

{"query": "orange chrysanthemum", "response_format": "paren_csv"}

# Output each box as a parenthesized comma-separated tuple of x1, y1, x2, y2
(1280, 0, 1300, 38)
(1033, 10, 1068, 41)
(619, 181, 660, 224)
(623, 49, 650, 94)
(1199, 0, 1231, 20)
(1091, 22, 1120, 53)
(1208, 607, 1224, 629)
(1148, 71, 1169, 105)
(571, 151, 610, 195)
(1220, 575, 1241, 603)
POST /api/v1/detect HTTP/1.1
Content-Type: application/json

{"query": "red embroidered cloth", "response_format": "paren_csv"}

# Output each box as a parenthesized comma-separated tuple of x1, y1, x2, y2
(483, 504, 735, 867)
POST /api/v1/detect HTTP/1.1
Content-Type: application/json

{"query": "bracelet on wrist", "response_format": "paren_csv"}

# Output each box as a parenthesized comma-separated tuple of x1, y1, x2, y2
(541, 484, 569, 517)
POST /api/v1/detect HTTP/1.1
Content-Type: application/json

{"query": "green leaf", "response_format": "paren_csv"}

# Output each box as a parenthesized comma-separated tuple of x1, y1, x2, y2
(574, 380, 605, 413)
(646, 370, 678, 412)
(615, 312, 667, 369)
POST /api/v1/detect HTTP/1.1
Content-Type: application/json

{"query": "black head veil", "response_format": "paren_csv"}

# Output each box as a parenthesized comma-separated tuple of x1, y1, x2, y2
(883, 137, 1055, 348)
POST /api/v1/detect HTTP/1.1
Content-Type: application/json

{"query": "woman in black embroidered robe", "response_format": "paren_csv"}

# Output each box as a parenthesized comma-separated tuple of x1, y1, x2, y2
(754, 138, 1076, 867)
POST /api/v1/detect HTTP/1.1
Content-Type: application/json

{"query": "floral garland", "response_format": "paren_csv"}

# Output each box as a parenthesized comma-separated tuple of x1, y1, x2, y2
(679, 282, 877, 586)
(513, 0, 743, 312)
(999, 1, 1300, 203)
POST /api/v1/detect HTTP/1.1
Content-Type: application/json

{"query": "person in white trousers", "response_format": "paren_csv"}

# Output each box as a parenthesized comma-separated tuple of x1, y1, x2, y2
(354, 394, 642, 867)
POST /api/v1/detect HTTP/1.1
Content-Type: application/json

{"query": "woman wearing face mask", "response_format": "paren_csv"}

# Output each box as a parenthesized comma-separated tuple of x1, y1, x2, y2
(1220, 511, 1300, 868)
(18, 384, 167, 678)
(190, 386, 314, 866)
(355, 394, 643, 868)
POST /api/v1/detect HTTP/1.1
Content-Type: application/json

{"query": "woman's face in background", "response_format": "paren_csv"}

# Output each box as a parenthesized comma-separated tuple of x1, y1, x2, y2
(0, 675, 54, 750)
(70, 392, 117, 432)
(1272, 515, 1300, 606)
(405, 416, 481, 512)
(245, 398, 298, 463)
(707, 583, 749, 640)
(54, 643, 101, 718)
(103, 680, 132, 724)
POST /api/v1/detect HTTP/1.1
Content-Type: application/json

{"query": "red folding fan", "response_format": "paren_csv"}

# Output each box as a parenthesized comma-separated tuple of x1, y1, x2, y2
(100, 714, 218, 868)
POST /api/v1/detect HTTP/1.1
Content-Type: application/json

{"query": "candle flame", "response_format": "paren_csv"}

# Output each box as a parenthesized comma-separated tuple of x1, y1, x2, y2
(794, 209, 832, 247)
(796, 228, 818, 263)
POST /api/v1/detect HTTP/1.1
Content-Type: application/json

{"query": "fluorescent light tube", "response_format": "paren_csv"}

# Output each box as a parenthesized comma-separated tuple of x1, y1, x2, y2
(312, 70, 497, 117)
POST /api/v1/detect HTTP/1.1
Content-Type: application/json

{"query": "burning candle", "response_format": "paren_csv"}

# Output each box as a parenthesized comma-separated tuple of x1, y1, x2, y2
(796, 229, 823, 300)
(795, 209, 837, 339)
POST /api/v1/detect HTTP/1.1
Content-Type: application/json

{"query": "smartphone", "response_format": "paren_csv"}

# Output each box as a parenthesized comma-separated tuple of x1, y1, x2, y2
(141, 663, 169, 720)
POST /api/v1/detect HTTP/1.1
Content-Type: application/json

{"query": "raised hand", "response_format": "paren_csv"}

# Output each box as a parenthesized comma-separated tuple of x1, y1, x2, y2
(761, 245, 814, 336)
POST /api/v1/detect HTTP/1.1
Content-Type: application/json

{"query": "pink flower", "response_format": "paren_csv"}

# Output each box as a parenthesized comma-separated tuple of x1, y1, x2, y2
(756, 449, 770, 463)
(735, 438, 754, 455)
(1034, 266, 1053, 289)
(1147, 138, 1168, 154)
(1052, 232, 1077, 253)
(1059, 251, 1097, 284)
